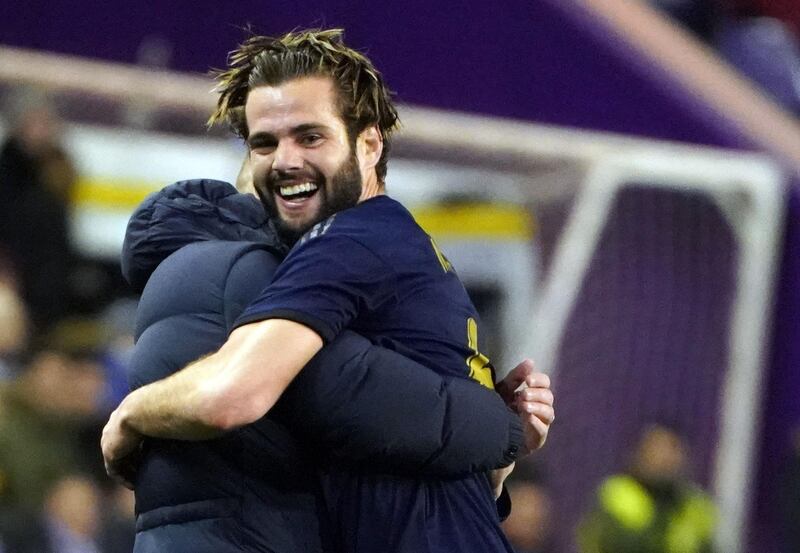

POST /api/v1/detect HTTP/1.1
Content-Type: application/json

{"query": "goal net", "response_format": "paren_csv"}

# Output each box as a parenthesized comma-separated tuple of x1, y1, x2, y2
(394, 107, 786, 553)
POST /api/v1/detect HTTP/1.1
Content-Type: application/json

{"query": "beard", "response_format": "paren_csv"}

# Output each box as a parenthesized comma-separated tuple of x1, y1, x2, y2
(255, 152, 362, 246)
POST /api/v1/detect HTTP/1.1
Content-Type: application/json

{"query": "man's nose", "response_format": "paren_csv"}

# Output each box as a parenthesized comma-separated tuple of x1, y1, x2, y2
(272, 141, 304, 172)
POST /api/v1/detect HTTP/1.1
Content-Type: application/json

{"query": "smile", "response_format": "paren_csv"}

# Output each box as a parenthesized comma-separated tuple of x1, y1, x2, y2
(276, 182, 319, 201)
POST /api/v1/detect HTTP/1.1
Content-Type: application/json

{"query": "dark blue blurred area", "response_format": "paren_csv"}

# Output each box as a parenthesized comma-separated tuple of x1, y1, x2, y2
(649, 0, 718, 40)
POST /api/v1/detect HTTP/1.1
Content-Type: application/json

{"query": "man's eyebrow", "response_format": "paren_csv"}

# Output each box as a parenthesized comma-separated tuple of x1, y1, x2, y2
(248, 125, 329, 147)
(291, 123, 329, 135)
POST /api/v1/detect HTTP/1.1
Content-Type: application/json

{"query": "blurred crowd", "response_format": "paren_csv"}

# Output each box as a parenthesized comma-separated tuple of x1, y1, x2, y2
(504, 426, 722, 553)
(0, 92, 136, 553)
(577, 425, 717, 553)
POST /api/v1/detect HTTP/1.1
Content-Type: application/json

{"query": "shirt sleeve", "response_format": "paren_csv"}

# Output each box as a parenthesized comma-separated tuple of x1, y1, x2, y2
(233, 233, 397, 342)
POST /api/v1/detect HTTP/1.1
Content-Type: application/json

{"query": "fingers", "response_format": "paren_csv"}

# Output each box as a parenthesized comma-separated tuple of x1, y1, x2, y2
(518, 387, 554, 406)
(105, 458, 136, 490)
(496, 359, 536, 404)
(101, 413, 143, 490)
(519, 398, 554, 423)
(504, 359, 536, 389)
(525, 372, 550, 390)
(524, 413, 550, 451)
(511, 371, 551, 401)
(510, 367, 554, 454)
(107, 470, 134, 490)
(518, 388, 555, 454)
(103, 442, 143, 490)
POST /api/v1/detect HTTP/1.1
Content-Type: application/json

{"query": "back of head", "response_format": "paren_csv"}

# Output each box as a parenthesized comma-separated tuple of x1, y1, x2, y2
(209, 28, 400, 183)
(121, 179, 286, 292)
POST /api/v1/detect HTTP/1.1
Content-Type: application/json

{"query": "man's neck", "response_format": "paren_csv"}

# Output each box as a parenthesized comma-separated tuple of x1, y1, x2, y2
(358, 175, 384, 203)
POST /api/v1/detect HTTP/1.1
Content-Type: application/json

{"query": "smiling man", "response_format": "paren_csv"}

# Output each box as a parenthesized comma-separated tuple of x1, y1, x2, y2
(246, 76, 384, 247)
(247, 80, 366, 245)
(102, 29, 554, 553)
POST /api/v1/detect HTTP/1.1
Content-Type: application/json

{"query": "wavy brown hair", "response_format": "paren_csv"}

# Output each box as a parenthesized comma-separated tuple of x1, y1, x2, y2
(209, 28, 400, 183)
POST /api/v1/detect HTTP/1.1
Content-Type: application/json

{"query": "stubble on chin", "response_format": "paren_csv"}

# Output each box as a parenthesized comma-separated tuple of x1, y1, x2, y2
(278, 205, 324, 245)
(255, 154, 362, 245)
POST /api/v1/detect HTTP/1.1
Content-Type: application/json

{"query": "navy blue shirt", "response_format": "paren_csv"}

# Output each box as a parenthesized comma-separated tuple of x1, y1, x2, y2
(236, 195, 496, 388)
(236, 196, 513, 553)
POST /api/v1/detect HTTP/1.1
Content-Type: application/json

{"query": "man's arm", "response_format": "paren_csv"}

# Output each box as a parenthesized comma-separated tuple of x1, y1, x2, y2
(278, 332, 525, 476)
(102, 318, 322, 484)
(276, 337, 552, 487)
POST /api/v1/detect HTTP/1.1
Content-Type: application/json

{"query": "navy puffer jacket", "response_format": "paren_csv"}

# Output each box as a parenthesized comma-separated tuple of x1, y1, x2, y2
(122, 179, 522, 553)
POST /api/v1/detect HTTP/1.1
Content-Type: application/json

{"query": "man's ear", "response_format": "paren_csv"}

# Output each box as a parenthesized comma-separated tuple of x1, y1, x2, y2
(357, 125, 383, 171)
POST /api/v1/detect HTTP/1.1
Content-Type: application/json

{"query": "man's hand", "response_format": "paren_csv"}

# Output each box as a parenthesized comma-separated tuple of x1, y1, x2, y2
(101, 405, 144, 490)
(496, 359, 555, 455)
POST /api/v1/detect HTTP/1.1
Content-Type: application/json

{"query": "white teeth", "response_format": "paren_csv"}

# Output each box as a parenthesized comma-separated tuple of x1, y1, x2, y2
(279, 182, 318, 197)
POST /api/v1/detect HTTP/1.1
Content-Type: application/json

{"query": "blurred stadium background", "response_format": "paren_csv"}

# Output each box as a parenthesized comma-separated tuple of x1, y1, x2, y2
(1, 0, 799, 552)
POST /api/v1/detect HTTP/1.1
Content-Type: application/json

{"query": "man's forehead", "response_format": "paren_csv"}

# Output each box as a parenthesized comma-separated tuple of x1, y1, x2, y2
(245, 76, 341, 129)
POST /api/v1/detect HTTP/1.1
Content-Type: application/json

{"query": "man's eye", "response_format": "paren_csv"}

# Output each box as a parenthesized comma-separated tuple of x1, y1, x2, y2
(251, 146, 275, 154)
(300, 134, 323, 146)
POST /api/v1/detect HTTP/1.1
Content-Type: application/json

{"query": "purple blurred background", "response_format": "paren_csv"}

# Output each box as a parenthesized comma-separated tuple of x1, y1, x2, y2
(0, 0, 773, 144)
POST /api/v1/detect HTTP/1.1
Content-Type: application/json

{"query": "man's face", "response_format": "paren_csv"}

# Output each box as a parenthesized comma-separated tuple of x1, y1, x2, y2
(246, 76, 363, 244)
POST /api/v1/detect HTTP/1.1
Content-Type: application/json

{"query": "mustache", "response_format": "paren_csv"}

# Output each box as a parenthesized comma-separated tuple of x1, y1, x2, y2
(263, 167, 324, 189)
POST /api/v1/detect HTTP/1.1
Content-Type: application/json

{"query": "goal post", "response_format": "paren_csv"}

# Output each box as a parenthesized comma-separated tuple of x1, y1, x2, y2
(525, 150, 784, 553)
(394, 108, 787, 553)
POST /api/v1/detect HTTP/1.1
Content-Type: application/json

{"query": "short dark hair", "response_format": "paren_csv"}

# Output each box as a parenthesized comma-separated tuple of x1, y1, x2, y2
(209, 28, 400, 183)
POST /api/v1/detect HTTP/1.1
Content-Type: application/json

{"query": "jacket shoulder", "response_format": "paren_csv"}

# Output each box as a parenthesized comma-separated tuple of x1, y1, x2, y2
(135, 241, 273, 338)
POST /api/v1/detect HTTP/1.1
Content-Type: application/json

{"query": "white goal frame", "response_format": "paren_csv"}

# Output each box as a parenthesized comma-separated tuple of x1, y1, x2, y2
(399, 107, 786, 553)
(529, 151, 784, 553)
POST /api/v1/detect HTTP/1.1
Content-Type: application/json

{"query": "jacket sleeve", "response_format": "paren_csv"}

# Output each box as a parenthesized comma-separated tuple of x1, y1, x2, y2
(276, 331, 523, 476)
